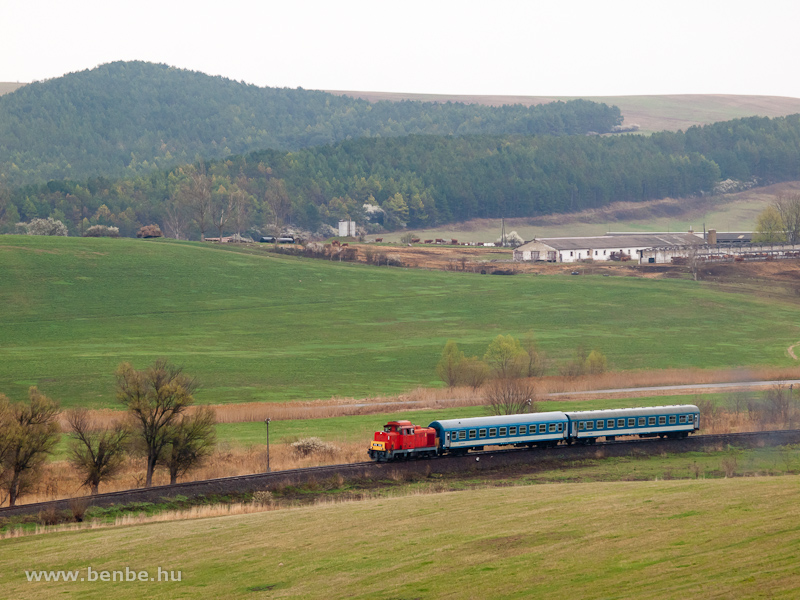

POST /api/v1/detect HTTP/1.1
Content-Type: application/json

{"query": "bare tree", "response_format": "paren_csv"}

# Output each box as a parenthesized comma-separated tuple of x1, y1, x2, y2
(163, 192, 190, 240)
(66, 408, 130, 495)
(232, 173, 253, 240)
(211, 185, 235, 242)
(180, 166, 213, 241)
(484, 379, 537, 416)
(264, 178, 291, 228)
(0, 388, 60, 506)
(163, 406, 216, 484)
(116, 359, 197, 487)
(774, 193, 800, 245)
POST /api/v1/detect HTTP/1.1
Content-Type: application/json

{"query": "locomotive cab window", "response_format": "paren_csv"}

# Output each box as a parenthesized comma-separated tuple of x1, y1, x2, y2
(509, 427, 517, 435)
(469, 430, 477, 440)
(479, 429, 487, 438)
(489, 428, 497, 437)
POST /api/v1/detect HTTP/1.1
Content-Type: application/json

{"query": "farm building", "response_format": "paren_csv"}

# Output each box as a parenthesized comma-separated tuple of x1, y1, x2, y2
(513, 233, 702, 263)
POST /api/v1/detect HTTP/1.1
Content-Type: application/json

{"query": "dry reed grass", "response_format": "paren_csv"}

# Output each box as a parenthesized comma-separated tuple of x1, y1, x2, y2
(60, 366, 800, 431)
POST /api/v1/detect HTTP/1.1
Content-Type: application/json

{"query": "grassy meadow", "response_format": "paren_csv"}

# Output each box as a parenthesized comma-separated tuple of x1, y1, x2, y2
(3, 476, 800, 598)
(2, 235, 800, 408)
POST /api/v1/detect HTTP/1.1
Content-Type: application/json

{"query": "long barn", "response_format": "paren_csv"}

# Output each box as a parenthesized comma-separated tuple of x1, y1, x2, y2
(513, 233, 702, 263)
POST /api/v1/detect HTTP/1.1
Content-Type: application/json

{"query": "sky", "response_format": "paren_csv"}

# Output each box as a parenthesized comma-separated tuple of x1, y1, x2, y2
(3, 0, 799, 98)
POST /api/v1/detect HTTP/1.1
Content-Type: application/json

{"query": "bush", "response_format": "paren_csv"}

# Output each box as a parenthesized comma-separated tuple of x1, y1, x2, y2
(291, 437, 337, 458)
(18, 217, 68, 236)
(137, 224, 163, 238)
(83, 225, 120, 237)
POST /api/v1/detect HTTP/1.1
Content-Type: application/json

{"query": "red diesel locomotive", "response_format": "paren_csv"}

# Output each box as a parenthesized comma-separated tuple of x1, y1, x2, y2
(367, 420, 437, 462)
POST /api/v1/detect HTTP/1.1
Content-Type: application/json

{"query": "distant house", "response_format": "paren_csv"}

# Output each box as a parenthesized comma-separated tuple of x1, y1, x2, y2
(513, 233, 702, 263)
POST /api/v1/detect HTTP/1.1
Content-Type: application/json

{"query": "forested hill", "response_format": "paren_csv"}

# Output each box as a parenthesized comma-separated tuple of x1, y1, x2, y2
(0, 61, 622, 188)
(5, 114, 800, 238)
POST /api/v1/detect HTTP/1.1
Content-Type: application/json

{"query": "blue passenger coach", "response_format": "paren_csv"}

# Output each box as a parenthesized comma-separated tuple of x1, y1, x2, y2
(428, 412, 569, 455)
(564, 405, 699, 443)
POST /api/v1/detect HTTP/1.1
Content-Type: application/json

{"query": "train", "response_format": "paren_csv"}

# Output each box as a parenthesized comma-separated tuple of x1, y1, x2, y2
(368, 404, 700, 462)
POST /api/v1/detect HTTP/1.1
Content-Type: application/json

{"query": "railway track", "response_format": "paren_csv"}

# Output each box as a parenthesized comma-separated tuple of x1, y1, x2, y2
(3, 429, 799, 519)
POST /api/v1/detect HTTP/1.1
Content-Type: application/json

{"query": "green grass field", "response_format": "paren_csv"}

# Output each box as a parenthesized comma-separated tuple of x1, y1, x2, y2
(2, 236, 799, 408)
(3, 476, 800, 598)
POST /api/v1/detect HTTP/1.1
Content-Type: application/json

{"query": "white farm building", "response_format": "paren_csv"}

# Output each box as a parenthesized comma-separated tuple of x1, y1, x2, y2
(513, 233, 702, 264)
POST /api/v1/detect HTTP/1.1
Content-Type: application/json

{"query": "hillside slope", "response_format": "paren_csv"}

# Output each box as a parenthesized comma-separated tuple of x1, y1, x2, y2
(328, 90, 800, 134)
(0, 62, 620, 187)
(1, 236, 799, 407)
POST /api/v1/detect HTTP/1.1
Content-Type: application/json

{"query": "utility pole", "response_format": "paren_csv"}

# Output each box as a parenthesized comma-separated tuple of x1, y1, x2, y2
(264, 418, 271, 472)
(501, 217, 506, 247)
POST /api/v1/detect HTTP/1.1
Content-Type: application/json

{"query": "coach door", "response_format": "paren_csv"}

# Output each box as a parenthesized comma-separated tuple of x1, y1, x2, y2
(444, 432, 451, 447)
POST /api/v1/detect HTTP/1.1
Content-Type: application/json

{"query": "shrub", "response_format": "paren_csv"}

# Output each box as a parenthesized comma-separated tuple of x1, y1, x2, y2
(137, 224, 163, 238)
(18, 217, 68, 236)
(252, 490, 273, 506)
(291, 437, 337, 458)
(83, 225, 120, 237)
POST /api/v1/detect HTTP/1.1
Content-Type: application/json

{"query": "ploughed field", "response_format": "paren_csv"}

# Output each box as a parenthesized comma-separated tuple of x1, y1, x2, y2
(3, 476, 800, 598)
(2, 235, 800, 408)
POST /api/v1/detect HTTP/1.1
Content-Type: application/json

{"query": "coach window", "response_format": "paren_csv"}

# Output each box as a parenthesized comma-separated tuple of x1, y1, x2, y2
(658, 416, 666, 425)
(628, 418, 635, 427)
(606, 420, 614, 428)
(469, 430, 477, 440)
(579, 422, 586, 431)
(638, 417, 645, 426)
(489, 428, 497, 437)
(538, 424, 545, 433)
(499, 427, 507, 436)
(509, 426, 517, 435)
(586, 421, 594, 430)
(570, 251, 573, 257)
(669, 416, 676, 425)
(519, 426, 527, 435)
(479, 429, 487, 438)
(648, 417, 656, 426)
(557, 423, 564, 432)
(617, 419, 625, 427)
(458, 431, 466, 440)
(548, 423, 556, 433)
(679, 415, 686, 424)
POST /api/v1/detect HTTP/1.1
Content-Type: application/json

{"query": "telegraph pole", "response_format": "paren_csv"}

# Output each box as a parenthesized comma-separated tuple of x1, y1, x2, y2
(264, 418, 271, 472)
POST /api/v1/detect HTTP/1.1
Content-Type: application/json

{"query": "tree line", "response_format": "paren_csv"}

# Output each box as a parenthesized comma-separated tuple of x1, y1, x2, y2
(0, 359, 215, 507)
(0, 60, 622, 188)
(3, 114, 800, 238)
(438, 335, 607, 415)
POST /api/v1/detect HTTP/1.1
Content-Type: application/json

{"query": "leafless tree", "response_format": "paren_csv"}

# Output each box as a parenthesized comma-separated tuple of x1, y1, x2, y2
(774, 193, 800, 245)
(0, 388, 60, 506)
(264, 178, 291, 228)
(116, 359, 198, 487)
(484, 379, 538, 416)
(66, 408, 130, 495)
(163, 193, 190, 240)
(163, 406, 216, 484)
(179, 166, 213, 241)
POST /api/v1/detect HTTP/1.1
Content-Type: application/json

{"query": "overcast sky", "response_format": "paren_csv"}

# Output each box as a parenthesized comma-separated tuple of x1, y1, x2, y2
(3, 0, 798, 98)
